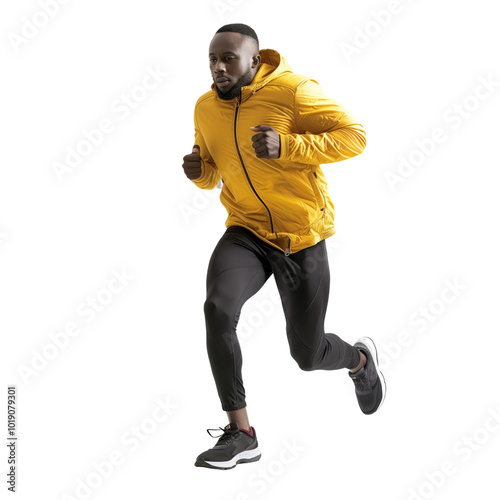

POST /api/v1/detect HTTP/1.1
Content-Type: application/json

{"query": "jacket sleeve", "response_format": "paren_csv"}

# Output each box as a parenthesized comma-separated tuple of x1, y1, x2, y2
(278, 79, 366, 165)
(191, 109, 221, 190)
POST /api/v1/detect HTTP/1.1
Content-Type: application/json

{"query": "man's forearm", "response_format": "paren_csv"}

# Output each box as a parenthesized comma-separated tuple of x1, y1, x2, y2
(278, 123, 366, 165)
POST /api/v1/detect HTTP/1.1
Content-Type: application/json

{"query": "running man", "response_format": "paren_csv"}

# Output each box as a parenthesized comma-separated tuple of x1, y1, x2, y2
(182, 23, 386, 470)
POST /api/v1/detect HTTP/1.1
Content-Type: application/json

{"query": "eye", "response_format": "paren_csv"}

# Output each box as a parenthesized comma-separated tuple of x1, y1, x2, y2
(209, 57, 235, 63)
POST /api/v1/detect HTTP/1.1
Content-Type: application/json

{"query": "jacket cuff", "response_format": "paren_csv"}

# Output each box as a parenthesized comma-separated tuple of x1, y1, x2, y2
(278, 133, 289, 160)
(191, 159, 208, 188)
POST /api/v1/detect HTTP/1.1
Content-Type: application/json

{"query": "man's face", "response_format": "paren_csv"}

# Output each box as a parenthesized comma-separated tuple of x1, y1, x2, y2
(209, 32, 260, 100)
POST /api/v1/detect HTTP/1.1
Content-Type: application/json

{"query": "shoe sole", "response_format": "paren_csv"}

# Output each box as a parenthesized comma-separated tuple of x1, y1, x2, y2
(356, 336, 387, 413)
(195, 446, 261, 470)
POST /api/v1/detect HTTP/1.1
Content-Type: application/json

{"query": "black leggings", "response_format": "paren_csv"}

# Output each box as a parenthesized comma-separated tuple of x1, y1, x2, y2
(204, 226, 361, 411)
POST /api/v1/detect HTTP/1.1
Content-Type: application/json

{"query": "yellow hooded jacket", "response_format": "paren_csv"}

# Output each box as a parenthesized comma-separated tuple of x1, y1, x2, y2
(192, 49, 366, 255)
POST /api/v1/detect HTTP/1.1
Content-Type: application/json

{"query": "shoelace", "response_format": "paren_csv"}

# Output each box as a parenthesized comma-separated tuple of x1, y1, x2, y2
(352, 370, 372, 392)
(206, 426, 237, 446)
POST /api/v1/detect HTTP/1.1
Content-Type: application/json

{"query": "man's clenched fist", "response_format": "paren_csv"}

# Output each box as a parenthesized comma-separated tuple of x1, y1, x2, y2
(182, 146, 202, 180)
(250, 125, 281, 159)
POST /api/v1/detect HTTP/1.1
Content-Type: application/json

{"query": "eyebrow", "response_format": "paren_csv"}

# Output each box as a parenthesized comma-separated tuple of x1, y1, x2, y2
(209, 51, 238, 56)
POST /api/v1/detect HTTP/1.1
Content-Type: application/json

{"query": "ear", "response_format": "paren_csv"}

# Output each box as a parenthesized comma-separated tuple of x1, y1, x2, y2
(252, 53, 261, 68)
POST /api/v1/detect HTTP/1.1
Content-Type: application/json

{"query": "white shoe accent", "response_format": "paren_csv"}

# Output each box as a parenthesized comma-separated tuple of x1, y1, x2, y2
(357, 336, 387, 410)
(204, 446, 261, 469)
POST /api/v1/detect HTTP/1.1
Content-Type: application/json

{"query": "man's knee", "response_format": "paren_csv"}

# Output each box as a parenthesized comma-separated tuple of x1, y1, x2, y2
(292, 350, 317, 371)
(204, 296, 234, 328)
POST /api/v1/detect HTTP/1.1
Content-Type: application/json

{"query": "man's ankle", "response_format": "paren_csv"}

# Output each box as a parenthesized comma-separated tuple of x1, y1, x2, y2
(235, 423, 250, 432)
(349, 350, 367, 373)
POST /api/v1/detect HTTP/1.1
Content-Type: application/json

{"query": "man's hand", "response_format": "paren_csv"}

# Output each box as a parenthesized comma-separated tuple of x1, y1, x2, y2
(182, 145, 202, 180)
(250, 125, 281, 159)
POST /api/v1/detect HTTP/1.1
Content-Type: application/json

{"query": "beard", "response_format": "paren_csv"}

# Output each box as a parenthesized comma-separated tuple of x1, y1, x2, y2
(215, 67, 255, 100)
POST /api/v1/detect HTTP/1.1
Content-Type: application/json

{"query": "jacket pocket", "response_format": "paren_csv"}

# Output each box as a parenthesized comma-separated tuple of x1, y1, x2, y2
(307, 171, 325, 210)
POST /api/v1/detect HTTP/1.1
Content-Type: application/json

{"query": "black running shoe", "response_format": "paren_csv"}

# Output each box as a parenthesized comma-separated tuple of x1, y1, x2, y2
(194, 422, 261, 470)
(349, 336, 387, 415)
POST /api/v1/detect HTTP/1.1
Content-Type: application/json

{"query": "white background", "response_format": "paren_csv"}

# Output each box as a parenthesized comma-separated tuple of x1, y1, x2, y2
(1, 0, 499, 499)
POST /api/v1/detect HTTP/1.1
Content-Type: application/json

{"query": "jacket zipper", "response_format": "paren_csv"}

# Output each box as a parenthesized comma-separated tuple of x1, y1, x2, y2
(234, 92, 275, 234)
(311, 171, 326, 212)
(284, 237, 291, 256)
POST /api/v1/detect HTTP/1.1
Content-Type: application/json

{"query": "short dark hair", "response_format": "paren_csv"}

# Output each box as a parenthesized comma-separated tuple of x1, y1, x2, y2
(215, 23, 259, 47)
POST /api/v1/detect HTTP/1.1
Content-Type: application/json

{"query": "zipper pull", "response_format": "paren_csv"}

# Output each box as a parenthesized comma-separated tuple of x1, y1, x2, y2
(284, 237, 291, 257)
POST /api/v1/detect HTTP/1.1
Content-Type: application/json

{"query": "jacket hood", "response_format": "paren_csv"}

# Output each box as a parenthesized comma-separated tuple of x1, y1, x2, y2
(210, 49, 293, 95)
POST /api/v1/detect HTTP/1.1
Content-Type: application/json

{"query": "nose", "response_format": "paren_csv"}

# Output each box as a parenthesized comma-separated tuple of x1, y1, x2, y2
(214, 60, 226, 73)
